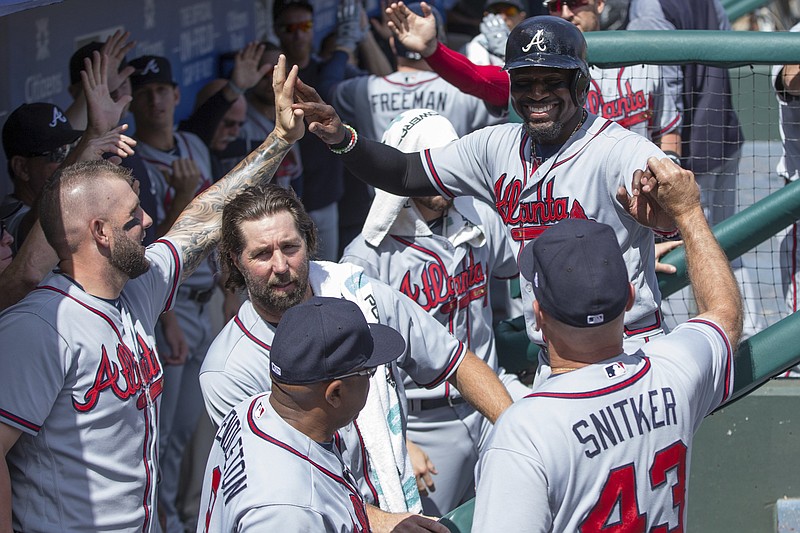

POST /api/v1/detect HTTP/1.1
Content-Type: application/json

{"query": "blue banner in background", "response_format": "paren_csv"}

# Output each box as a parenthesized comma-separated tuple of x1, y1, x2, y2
(0, 0, 345, 195)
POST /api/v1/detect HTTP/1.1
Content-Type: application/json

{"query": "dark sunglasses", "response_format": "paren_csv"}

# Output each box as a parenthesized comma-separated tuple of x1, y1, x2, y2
(28, 141, 76, 164)
(488, 5, 520, 16)
(332, 366, 377, 380)
(0, 221, 8, 241)
(277, 20, 313, 33)
(544, 0, 591, 13)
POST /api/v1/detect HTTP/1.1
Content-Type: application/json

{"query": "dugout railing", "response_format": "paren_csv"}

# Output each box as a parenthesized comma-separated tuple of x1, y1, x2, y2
(485, 29, 800, 533)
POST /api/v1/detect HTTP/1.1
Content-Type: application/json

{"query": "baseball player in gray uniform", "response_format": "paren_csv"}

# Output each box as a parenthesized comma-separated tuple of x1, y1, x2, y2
(0, 55, 304, 532)
(341, 109, 527, 515)
(773, 23, 800, 376)
(473, 159, 742, 531)
(293, 16, 677, 377)
(199, 183, 509, 528)
(129, 54, 220, 533)
(330, 4, 504, 141)
(199, 297, 406, 533)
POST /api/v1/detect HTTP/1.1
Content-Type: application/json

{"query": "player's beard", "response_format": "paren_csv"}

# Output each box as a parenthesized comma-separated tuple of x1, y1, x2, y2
(245, 255, 310, 318)
(524, 120, 565, 145)
(109, 231, 150, 279)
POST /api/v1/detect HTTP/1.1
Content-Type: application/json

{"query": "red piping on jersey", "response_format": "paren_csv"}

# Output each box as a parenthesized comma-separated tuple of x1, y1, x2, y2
(550, 119, 614, 171)
(154, 239, 181, 312)
(352, 420, 380, 505)
(687, 318, 734, 403)
(38, 284, 160, 527)
(235, 315, 272, 351)
(423, 149, 457, 199)
(141, 403, 153, 533)
(623, 310, 662, 337)
(0, 408, 40, 432)
(380, 75, 440, 88)
(526, 358, 652, 400)
(656, 113, 681, 137)
(246, 396, 368, 522)
(420, 341, 465, 389)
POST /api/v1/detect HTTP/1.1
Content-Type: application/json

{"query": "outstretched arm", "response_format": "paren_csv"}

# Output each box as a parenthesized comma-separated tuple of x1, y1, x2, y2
(292, 76, 436, 197)
(641, 158, 743, 346)
(165, 55, 304, 281)
(386, 1, 510, 107)
(448, 350, 512, 423)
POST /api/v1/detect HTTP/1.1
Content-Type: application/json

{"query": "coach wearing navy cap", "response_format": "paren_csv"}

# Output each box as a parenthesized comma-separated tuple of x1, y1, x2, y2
(199, 297, 411, 532)
(473, 160, 744, 531)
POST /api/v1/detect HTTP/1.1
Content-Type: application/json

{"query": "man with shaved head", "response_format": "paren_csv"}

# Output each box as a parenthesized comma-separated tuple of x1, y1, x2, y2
(0, 55, 304, 533)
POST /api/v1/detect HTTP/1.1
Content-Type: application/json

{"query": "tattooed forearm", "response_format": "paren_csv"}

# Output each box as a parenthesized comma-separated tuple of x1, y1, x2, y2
(166, 131, 293, 280)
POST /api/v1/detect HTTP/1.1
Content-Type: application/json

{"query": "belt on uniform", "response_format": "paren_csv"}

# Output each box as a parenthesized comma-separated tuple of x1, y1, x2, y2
(180, 287, 215, 304)
(408, 396, 467, 411)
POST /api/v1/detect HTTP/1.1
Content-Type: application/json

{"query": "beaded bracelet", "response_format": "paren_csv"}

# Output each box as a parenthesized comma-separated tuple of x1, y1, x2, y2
(329, 124, 358, 155)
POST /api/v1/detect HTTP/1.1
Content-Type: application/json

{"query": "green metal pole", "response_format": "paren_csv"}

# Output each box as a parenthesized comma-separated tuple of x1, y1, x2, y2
(658, 179, 800, 298)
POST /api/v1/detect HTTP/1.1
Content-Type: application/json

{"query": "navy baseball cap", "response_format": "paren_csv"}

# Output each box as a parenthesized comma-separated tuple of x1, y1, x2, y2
(2, 103, 83, 159)
(270, 297, 406, 384)
(519, 219, 629, 328)
(129, 56, 177, 91)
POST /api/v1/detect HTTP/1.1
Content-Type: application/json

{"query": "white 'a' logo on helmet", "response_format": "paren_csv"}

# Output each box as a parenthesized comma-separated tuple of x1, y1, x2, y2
(141, 58, 160, 75)
(522, 29, 547, 53)
(49, 107, 67, 128)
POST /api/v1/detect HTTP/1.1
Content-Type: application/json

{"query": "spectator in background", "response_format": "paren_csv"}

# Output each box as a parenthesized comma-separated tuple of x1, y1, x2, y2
(273, 0, 369, 260)
(0, 221, 13, 274)
(627, 0, 766, 337)
(240, 42, 304, 194)
(1, 103, 82, 252)
(65, 32, 159, 245)
(180, 42, 271, 179)
(128, 53, 215, 533)
(0, 51, 136, 311)
(463, 0, 528, 67)
(772, 22, 800, 375)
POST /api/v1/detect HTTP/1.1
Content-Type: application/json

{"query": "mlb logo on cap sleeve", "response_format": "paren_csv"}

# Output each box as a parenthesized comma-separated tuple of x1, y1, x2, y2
(271, 361, 282, 376)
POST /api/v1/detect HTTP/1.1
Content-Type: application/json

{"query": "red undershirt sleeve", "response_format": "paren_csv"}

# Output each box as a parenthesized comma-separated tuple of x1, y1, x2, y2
(425, 42, 511, 108)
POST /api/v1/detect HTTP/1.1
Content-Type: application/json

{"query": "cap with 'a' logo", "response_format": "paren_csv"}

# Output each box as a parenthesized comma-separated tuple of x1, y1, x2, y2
(129, 55, 177, 91)
(519, 218, 630, 328)
(2, 103, 83, 159)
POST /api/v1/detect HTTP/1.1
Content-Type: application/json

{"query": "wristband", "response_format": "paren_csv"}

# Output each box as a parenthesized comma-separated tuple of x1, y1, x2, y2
(329, 124, 358, 155)
(663, 150, 681, 166)
(227, 80, 246, 95)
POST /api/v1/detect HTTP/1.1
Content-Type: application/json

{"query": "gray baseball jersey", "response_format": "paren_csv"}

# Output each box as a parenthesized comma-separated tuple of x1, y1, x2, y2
(136, 130, 216, 291)
(0, 239, 182, 532)
(464, 34, 506, 68)
(473, 319, 734, 532)
(199, 392, 370, 533)
(199, 261, 466, 505)
(330, 70, 504, 141)
(342, 196, 518, 402)
(341, 196, 527, 514)
(417, 114, 667, 347)
(587, 64, 682, 143)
